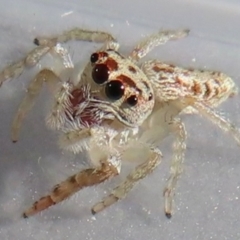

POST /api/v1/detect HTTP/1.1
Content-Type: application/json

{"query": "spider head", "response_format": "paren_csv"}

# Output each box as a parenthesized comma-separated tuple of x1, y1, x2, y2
(85, 49, 154, 128)
(68, 49, 154, 129)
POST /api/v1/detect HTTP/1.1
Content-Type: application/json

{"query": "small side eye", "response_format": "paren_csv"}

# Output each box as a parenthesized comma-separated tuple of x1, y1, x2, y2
(90, 53, 99, 63)
(105, 80, 125, 100)
(148, 92, 153, 101)
(127, 95, 138, 106)
(92, 64, 109, 84)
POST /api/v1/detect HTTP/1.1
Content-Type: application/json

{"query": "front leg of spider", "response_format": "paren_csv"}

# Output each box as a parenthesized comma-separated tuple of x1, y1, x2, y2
(23, 160, 118, 218)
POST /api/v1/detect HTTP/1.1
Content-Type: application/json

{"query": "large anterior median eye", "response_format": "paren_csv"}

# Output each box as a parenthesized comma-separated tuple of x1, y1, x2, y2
(92, 64, 109, 84)
(105, 80, 125, 100)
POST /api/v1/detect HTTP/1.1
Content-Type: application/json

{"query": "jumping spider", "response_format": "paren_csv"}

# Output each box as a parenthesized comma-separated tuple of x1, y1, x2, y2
(0, 28, 239, 219)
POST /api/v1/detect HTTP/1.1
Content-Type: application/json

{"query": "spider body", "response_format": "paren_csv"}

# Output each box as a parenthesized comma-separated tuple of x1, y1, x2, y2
(0, 28, 239, 218)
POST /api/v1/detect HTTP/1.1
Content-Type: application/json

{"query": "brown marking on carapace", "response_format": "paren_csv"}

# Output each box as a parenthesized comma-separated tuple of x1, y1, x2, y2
(118, 74, 136, 88)
(118, 74, 142, 94)
(98, 51, 108, 59)
(153, 65, 175, 74)
(105, 57, 118, 71)
(128, 66, 137, 73)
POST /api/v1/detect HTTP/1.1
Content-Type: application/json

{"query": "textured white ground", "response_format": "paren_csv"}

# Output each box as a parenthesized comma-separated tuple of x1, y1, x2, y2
(0, 0, 240, 239)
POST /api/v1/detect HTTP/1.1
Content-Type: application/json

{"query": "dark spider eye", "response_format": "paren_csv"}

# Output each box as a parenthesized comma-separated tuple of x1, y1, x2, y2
(92, 64, 109, 84)
(148, 92, 153, 101)
(105, 80, 125, 100)
(90, 53, 99, 63)
(127, 95, 138, 106)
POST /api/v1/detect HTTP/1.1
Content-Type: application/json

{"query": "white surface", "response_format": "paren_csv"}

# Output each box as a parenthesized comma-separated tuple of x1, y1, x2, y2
(0, 0, 240, 239)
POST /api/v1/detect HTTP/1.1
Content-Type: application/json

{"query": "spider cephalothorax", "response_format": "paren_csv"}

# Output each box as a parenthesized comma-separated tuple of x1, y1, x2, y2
(69, 49, 155, 129)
